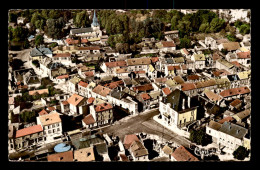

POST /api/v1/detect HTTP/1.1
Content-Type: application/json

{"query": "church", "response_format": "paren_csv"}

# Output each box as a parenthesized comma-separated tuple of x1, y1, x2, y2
(70, 10, 102, 39)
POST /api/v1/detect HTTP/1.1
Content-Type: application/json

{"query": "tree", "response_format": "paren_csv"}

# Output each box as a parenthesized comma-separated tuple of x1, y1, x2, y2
(10, 59, 24, 70)
(226, 33, 238, 42)
(189, 128, 212, 146)
(23, 39, 30, 49)
(209, 17, 225, 33)
(239, 24, 250, 35)
(46, 17, 65, 39)
(233, 146, 249, 160)
(35, 35, 44, 47)
(199, 23, 210, 33)
(179, 35, 191, 49)
(74, 11, 90, 28)
(9, 12, 18, 23)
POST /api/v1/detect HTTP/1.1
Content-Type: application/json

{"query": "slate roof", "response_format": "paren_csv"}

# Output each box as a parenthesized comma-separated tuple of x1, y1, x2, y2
(208, 120, 222, 130)
(233, 109, 250, 120)
(70, 27, 93, 34)
(71, 135, 104, 150)
(30, 47, 52, 56)
(95, 142, 108, 155)
(219, 121, 248, 139)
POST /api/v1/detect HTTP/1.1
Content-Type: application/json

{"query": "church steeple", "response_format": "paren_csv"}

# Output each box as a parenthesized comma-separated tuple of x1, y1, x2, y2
(91, 10, 99, 27)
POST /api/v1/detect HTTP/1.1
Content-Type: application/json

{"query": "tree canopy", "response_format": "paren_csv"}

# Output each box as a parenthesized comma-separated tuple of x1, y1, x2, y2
(233, 146, 249, 160)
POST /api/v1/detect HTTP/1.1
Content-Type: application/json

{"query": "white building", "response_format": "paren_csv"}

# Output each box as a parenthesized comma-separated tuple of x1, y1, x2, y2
(206, 121, 248, 151)
(36, 112, 62, 143)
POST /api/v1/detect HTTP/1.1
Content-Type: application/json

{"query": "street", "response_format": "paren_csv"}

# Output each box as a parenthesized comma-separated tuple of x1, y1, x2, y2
(101, 109, 191, 148)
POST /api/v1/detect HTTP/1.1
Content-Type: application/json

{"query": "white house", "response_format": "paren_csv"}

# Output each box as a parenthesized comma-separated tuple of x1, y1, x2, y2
(36, 112, 63, 143)
(191, 54, 206, 69)
(206, 121, 248, 151)
(66, 93, 88, 116)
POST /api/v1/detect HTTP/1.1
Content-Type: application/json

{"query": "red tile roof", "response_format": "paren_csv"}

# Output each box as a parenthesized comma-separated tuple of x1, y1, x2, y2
(140, 93, 151, 101)
(47, 150, 74, 162)
(66, 38, 79, 45)
(81, 38, 88, 43)
(237, 51, 250, 59)
(220, 86, 250, 98)
(95, 103, 113, 112)
(105, 61, 127, 68)
(39, 109, 48, 116)
(231, 61, 242, 68)
(56, 74, 69, 79)
(213, 69, 231, 77)
(151, 57, 159, 63)
(133, 84, 154, 92)
(133, 70, 146, 74)
(218, 116, 234, 124)
(104, 80, 124, 89)
(48, 106, 56, 111)
(187, 74, 200, 80)
(84, 71, 94, 77)
(82, 114, 96, 125)
(67, 94, 85, 106)
(161, 41, 176, 47)
(212, 53, 221, 61)
(78, 46, 100, 51)
(16, 125, 43, 138)
(53, 53, 71, 58)
(168, 65, 181, 71)
(171, 145, 199, 161)
(29, 89, 49, 95)
(181, 83, 196, 91)
(230, 99, 242, 107)
(123, 134, 140, 149)
(119, 154, 129, 162)
(181, 48, 189, 55)
(78, 81, 88, 88)
(62, 100, 69, 105)
(162, 87, 171, 95)
(92, 85, 111, 97)
(87, 97, 95, 104)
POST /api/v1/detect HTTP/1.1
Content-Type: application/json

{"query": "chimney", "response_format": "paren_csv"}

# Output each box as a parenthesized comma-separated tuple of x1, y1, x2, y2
(188, 96, 191, 108)
(182, 98, 185, 110)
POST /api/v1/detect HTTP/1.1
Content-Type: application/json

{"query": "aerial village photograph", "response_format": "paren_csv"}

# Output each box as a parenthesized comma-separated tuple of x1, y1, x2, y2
(8, 8, 251, 162)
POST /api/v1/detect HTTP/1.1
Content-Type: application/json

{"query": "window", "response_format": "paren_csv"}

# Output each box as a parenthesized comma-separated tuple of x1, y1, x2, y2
(57, 128, 60, 131)
(52, 124, 55, 128)
(48, 130, 52, 134)
(53, 129, 56, 133)
(209, 130, 211, 134)
(57, 123, 59, 127)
